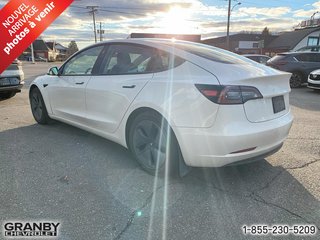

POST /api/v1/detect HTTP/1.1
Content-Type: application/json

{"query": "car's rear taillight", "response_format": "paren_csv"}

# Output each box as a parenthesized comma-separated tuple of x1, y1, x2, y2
(195, 84, 263, 104)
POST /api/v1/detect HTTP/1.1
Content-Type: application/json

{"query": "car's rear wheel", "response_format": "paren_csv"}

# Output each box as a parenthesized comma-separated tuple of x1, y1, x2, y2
(290, 72, 303, 88)
(0, 92, 16, 99)
(29, 87, 50, 124)
(128, 111, 178, 176)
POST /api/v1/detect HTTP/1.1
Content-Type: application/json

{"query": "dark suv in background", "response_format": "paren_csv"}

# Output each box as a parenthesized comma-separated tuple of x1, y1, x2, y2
(267, 52, 320, 88)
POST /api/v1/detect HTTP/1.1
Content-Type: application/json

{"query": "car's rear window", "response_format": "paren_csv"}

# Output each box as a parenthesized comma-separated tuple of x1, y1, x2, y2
(6, 64, 20, 71)
(270, 54, 288, 62)
(163, 41, 249, 64)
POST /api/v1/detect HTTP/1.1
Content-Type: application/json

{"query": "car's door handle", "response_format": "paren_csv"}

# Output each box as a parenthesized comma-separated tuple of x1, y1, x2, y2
(75, 82, 84, 85)
(122, 85, 136, 88)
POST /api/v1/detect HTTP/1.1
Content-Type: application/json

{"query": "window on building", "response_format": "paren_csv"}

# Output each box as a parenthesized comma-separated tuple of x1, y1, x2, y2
(252, 43, 259, 48)
(307, 37, 319, 46)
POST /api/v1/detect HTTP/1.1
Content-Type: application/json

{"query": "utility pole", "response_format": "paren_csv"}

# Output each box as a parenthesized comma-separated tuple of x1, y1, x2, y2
(100, 22, 103, 42)
(97, 22, 105, 42)
(30, 43, 35, 64)
(87, 6, 98, 43)
(99, 22, 102, 42)
(226, 1, 241, 51)
(226, 0, 231, 51)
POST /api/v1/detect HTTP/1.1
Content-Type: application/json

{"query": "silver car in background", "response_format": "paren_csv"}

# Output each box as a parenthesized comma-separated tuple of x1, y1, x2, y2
(307, 69, 320, 90)
(0, 60, 25, 99)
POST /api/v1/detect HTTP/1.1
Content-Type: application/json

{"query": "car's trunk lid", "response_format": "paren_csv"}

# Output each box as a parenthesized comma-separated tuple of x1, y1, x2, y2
(201, 61, 292, 123)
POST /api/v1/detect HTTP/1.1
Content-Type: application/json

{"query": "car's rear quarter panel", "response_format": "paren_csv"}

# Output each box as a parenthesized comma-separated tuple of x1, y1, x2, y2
(127, 61, 221, 128)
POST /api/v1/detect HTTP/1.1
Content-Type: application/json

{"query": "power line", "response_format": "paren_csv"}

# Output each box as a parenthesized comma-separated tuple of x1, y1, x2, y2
(99, 9, 146, 16)
(70, 5, 147, 16)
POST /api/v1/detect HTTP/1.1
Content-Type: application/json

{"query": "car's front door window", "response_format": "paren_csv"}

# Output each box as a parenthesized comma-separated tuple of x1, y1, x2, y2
(62, 46, 104, 75)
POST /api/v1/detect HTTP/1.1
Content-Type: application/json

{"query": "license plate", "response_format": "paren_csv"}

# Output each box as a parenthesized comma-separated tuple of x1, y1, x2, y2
(272, 95, 285, 114)
(9, 78, 19, 85)
(0, 78, 10, 86)
(0, 78, 19, 86)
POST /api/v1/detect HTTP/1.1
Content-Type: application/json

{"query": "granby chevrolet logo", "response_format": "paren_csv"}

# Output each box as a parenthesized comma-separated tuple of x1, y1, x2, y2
(3, 221, 60, 238)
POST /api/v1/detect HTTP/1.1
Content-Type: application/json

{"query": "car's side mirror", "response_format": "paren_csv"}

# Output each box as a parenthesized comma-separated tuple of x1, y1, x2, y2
(48, 67, 59, 76)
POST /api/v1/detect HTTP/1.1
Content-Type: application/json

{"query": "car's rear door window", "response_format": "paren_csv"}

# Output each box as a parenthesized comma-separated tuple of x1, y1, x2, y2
(100, 45, 156, 75)
(99, 44, 185, 75)
(294, 53, 320, 62)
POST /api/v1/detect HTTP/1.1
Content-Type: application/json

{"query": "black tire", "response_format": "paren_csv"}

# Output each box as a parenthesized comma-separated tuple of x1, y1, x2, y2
(290, 72, 303, 88)
(29, 87, 50, 124)
(128, 111, 179, 176)
(0, 92, 16, 99)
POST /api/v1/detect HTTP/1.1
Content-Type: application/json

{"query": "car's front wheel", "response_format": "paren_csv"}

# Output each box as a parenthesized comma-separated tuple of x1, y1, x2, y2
(128, 111, 179, 176)
(29, 87, 51, 124)
(290, 72, 303, 88)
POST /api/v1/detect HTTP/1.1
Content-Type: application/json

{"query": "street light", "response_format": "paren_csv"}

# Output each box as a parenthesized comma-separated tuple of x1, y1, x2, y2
(226, 1, 241, 51)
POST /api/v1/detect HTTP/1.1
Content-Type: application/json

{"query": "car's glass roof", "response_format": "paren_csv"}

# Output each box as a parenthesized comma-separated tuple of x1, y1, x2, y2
(141, 39, 251, 64)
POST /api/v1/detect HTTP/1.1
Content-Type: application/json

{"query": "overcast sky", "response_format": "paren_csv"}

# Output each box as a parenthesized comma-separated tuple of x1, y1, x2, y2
(1, 0, 320, 49)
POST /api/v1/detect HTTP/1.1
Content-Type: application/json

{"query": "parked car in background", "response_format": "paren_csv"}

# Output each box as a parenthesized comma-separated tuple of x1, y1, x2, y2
(0, 60, 24, 99)
(29, 39, 293, 175)
(243, 54, 271, 65)
(307, 69, 320, 90)
(296, 45, 320, 52)
(35, 56, 48, 62)
(266, 52, 320, 88)
(24, 55, 32, 61)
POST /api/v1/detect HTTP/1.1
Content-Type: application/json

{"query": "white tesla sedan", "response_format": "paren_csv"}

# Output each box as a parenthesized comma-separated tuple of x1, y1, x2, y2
(29, 39, 293, 175)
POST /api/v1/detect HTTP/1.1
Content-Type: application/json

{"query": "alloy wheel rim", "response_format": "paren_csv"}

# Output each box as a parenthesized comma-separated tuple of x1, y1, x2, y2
(31, 92, 43, 120)
(132, 120, 167, 170)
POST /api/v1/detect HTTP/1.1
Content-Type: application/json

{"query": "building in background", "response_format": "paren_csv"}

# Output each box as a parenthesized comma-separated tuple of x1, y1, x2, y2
(202, 19, 320, 56)
(202, 33, 278, 55)
(267, 26, 320, 54)
(45, 41, 58, 61)
(54, 43, 68, 61)
(20, 39, 68, 62)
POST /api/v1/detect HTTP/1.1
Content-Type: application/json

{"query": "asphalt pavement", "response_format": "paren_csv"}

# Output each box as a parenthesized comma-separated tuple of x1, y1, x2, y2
(0, 62, 319, 240)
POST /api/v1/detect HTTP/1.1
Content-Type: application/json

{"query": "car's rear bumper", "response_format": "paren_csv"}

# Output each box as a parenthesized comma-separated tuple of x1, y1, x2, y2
(224, 143, 283, 166)
(0, 83, 24, 92)
(174, 109, 293, 167)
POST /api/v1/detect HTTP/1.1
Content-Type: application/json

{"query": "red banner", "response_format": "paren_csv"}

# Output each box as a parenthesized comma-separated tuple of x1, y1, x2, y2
(0, 0, 74, 73)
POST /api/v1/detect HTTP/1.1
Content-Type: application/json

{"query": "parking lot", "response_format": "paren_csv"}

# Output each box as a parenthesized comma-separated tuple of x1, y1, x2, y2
(0, 62, 319, 239)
